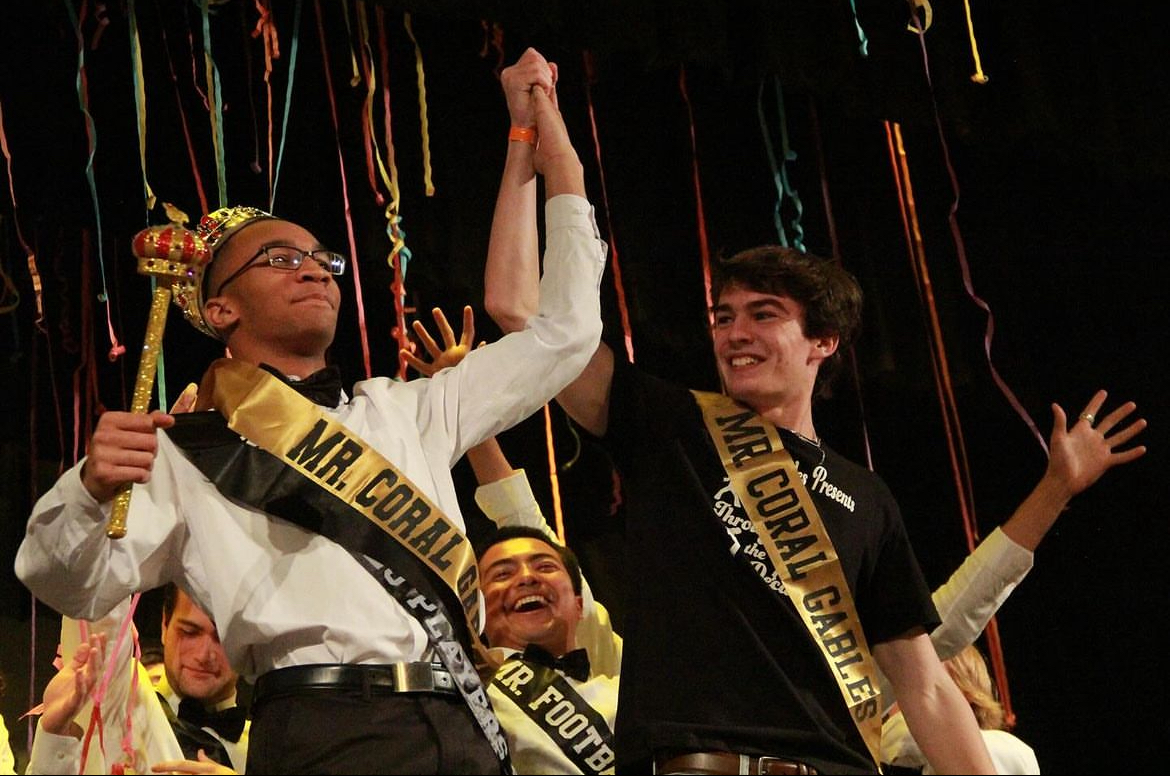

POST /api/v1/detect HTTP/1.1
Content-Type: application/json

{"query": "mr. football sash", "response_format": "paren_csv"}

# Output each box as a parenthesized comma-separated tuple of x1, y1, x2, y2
(169, 358, 510, 767)
(693, 390, 883, 770)
(493, 657, 616, 774)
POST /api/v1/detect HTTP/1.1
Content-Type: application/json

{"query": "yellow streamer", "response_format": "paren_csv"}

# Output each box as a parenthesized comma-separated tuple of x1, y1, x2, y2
(403, 13, 434, 196)
(340, 0, 362, 87)
(905, 0, 932, 33)
(962, 0, 989, 83)
(128, 0, 156, 211)
(543, 404, 566, 544)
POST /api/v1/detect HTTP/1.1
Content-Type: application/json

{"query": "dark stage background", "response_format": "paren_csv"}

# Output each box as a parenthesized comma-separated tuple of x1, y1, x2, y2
(1, 1, 1167, 772)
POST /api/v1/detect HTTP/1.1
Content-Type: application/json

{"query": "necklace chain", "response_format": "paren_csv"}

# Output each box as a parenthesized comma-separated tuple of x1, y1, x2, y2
(787, 428, 826, 466)
(792, 430, 821, 448)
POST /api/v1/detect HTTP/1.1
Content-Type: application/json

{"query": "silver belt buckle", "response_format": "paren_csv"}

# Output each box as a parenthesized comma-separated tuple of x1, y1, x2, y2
(393, 661, 435, 692)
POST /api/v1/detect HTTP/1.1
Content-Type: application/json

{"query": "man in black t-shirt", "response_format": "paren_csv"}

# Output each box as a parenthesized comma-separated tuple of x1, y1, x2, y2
(481, 50, 1145, 775)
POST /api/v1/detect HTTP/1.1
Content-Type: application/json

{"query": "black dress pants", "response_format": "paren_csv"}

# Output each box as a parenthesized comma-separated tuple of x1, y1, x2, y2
(246, 689, 503, 774)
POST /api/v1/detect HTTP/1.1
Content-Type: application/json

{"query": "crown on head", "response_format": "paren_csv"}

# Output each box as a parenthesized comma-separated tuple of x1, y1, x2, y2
(170, 205, 276, 340)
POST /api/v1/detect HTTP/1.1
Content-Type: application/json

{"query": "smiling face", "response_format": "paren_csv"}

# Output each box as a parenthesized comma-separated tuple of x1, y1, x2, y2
(203, 218, 341, 372)
(480, 536, 584, 656)
(161, 589, 237, 706)
(711, 283, 837, 417)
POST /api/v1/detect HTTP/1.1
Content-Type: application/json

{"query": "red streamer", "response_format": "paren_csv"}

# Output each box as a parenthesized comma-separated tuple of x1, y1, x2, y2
(314, 0, 372, 378)
(884, 118, 1015, 726)
(808, 96, 876, 472)
(677, 64, 714, 319)
(582, 51, 634, 363)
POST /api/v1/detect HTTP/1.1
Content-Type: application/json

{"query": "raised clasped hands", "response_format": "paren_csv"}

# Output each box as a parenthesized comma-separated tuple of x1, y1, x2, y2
(501, 46, 558, 130)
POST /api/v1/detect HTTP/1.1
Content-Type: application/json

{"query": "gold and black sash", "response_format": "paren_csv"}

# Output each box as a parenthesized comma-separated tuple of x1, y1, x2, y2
(167, 359, 510, 768)
(693, 390, 883, 770)
(493, 657, 616, 774)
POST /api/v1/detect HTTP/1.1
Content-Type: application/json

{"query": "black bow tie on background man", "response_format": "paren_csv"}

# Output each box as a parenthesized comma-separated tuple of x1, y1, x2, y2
(521, 643, 592, 682)
(260, 363, 343, 407)
(177, 696, 247, 743)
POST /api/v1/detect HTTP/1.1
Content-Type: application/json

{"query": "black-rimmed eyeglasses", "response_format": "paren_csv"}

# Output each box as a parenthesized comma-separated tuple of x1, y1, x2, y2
(214, 245, 347, 296)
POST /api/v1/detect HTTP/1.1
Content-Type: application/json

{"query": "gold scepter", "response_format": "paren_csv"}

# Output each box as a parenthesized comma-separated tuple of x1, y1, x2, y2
(106, 215, 211, 539)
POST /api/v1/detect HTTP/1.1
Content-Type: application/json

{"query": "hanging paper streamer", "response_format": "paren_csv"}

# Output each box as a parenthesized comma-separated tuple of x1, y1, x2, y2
(402, 13, 435, 197)
(807, 96, 877, 472)
(127, 1, 169, 411)
(156, 10, 210, 215)
(74, 233, 100, 468)
(0, 99, 41, 326)
(314, 0, 372, 378)
(198, 0, 229, 208)
(479, 20, 505, 77)
(582, 50, 634, 363)
(905, 0, 933, 33)
(371, 3, 415, 379)
(541, 404, 567, 543)
(339, 0, 362, 88)
(959, 0, 989, 83)
(64, 0, 125, 361)
(271, 0, 303, 210)
(0, 255, 19, 314)
(355, 3, 389, 208)
(884, 120, 978, 528)
(907, 17, 1043, 458)
(884, 119, 1017, 726)
(127, 1, 156, 212)
(90, 1, 111, 49)
(677, 64, 714, 318)
(250, 0, 281, 198)
(756, 77, 806, 252)
(847, 0, 870, 56)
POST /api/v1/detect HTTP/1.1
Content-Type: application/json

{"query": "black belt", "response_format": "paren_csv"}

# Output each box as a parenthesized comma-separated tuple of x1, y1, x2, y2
(655, 751, 817, 775)
(253, 663, 458, 703)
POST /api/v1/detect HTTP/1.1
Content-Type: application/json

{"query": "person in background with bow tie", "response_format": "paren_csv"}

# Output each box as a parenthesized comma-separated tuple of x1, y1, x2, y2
(26, 584, 245, 774)
(476, 525, 618, 776)
(403, 306, 621, 775)
(15, 45, 605, 775)
(153, 583, 248, 771)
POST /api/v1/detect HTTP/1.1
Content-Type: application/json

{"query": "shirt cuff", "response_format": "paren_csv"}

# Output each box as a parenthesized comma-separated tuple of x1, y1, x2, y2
(545, 194, 602, 242)
(975, 526, 1035, 578)
(474, 470, 543, 529)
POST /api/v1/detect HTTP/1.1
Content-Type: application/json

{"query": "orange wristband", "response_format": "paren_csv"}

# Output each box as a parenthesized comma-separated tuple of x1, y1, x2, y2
(508, 126, 537, 145)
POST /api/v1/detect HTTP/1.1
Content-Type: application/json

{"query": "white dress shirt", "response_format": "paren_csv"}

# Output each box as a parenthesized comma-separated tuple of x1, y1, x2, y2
(16, 195, 605, 682)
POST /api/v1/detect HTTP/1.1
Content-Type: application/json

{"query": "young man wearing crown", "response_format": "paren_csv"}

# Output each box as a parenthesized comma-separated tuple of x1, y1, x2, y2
(15, 48, 603, 775)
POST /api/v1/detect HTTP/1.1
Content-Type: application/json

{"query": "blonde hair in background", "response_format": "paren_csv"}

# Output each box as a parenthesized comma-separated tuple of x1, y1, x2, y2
(945, 641, 1010, 735)
(944, 644, 1008, 731)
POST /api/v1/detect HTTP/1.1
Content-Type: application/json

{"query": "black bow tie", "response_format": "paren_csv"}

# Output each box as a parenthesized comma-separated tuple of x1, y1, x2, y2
(261, 363, 343, 407)
(177, 696, 247, 743)
(521, 644, 591, 682)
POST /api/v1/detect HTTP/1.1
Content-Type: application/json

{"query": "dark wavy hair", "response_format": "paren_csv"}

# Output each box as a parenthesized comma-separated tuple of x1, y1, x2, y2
(711, 245, 863, 399)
